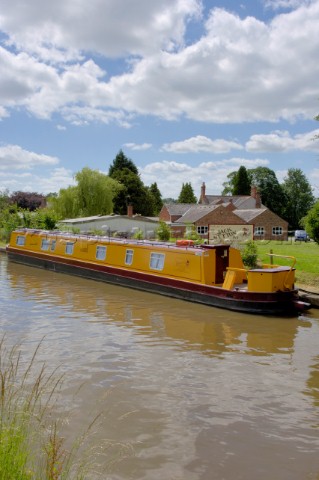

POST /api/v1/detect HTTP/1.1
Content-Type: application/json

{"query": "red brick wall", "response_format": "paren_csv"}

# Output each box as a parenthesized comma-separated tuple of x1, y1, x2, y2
(252, 210, 288, 241)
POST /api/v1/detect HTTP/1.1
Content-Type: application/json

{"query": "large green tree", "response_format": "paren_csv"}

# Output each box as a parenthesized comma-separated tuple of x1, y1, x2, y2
(249, 167, 286, 217)
(178, 183, 197, 203)
(108, 150, 138, 177)
(111, 168, 154, 216)
(304, 200, 319, 244)
(282, 168, 315, 229)
(232, 166, 251, 195)
(149, 182, 163, 215)
(51, 167, 121, 219)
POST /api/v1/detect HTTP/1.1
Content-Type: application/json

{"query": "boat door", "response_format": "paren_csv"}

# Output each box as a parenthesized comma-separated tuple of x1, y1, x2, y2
(214, 246, 229, 284)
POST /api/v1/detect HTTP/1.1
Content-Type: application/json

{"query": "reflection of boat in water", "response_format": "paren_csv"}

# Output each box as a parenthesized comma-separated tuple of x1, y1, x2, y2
(7, 229, 310, 316)
(4, 255, 312, 357)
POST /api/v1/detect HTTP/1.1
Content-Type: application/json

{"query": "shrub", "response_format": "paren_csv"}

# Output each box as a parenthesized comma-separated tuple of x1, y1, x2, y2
(156, 221, 170, 241)
(241, 240, 258, 268)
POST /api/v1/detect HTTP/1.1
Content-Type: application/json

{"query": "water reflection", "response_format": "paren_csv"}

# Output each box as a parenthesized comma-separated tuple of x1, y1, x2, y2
(2, 255, 319, 480)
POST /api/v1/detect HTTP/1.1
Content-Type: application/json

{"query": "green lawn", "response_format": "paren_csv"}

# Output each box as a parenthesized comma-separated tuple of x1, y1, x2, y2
(255, 239, 319, 288)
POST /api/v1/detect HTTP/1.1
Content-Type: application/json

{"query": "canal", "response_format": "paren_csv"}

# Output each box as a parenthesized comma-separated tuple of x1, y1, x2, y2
(1, 253, 319, 479)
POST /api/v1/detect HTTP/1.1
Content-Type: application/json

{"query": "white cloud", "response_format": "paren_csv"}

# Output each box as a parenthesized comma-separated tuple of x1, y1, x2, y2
(140, 157, 269, 198)
(0, 0, 202, 60)
(0, 166, 74, 194)
(123, 143, 152, 151)
(162, 135, 243, 153)
(0, 144, 59, 170)
(246, 129, 319, 152)
(0, 1, 318, 125)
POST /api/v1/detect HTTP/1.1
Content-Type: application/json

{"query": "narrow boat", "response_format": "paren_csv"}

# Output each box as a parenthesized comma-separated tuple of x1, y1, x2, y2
(6, 228, 310, 315)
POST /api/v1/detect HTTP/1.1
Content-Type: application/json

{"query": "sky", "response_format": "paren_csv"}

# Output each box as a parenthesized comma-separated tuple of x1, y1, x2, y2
(1, 0, 319, 201)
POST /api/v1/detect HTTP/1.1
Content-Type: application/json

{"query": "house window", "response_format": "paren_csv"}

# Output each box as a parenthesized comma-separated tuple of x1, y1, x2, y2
(125, 249, 134, 265)
(16, 235, 26, 246)
(150, 252, 165, 271)
(272, 226, 283, 236)
(254, 227, 265, 236)
(197, 226, 208, 235)
(41, 239, 50, 251)
(51, 240, 56, 251)
(65, 242, 74, 255)
(96, 245, 106, 260)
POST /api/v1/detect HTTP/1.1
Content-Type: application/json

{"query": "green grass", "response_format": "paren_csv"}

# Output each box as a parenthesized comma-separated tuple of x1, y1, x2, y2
(255, 239, 319, 288)
(0, 338, 90, 480)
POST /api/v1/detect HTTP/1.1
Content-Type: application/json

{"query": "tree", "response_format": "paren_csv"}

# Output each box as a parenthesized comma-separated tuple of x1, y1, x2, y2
(232, 166, 251, 195)
(222, 172, 237, 195)
(178, 183, 197, 203)
(156, 221, 171, 241)
(51, 167, 121, 219)
(108, 150, 138, 177)
(303, 200, 319, 243)
(282, 168, 315, 229)
(111, 168, 154, 216)
(249, 167, 286, 217)
(10, 191, 46, 211)
(149, 183, 163, 215)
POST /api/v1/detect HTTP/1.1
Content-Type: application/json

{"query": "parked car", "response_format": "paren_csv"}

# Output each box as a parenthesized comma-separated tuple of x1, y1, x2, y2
(294, 230, 309, 242)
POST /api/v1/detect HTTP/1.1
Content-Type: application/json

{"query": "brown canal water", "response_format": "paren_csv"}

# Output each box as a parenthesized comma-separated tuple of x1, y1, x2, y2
(1, 253, 319, 479)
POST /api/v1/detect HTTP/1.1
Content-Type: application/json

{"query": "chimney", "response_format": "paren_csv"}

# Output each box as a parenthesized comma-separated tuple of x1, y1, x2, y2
(251, 185, 261, 208)
(251, 185, 257, 199)
(127, 203, 133, 217)
(200, 182, 206, 204)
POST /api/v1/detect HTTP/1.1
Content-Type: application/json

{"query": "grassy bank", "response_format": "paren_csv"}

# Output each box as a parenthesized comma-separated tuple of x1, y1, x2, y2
(0, 338, 92, 479)
(255, 240, 319, 289)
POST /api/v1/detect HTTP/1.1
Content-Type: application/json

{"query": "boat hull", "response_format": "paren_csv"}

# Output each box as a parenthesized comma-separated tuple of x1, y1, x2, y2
(7, 248, 302, 316)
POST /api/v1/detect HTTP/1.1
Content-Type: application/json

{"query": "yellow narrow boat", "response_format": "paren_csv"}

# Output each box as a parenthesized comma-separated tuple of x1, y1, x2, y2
(6, 229, 310, 315)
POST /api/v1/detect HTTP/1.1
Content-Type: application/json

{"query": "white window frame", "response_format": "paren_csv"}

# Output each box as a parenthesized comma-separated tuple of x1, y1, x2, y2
(254, 226, 265, 236)
(16, 235, 26, 246)
(41, 239, 50, 251)
(96, 245, 107, 261)
(197, 225, 208, 235)
(150, 252, 165, 271)
(125, 249, 134, 265)
(65, 242, 74, 255)
(272, 226, 283, 236)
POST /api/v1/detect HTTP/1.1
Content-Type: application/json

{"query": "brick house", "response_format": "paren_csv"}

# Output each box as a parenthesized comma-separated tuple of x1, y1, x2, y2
(159, 183, 288, 241)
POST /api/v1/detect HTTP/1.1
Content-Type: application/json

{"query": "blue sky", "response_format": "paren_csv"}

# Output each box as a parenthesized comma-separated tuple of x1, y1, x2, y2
(1, 0, 319, 201)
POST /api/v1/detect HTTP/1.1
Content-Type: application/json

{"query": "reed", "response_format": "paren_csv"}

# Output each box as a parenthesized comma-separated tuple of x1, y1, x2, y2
(0, 337, 87, 479)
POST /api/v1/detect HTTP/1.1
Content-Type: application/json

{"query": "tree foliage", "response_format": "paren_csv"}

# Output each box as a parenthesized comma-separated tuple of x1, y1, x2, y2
(282, 168, 315, 229)
(108, 150, 138, 177)
(149, 182, 163, 215)
(178, 183, 197, 203)
(111, 168, 154, 216)
(303, 200, 319, 244)
(249, 167, 286, 217)
(156, 221, 171, 241)
(50, 167, 121, 219)
(10, 191, 46, 211)
(232, 166, 251, 195)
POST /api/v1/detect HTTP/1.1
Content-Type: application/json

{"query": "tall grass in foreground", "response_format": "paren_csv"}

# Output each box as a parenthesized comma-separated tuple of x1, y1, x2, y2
(0, 337, 90, 479)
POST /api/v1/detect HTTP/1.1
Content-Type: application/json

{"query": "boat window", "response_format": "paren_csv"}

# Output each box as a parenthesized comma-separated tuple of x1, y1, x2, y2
(150, 252, 165, 271)
(16, 235, 26, 246)
(41, 239, 50, 251)
(125, 249, 134, 265)
(65, 242, 74, 255)
(96, 245, 106, 261)
(50, 240, 56, 251)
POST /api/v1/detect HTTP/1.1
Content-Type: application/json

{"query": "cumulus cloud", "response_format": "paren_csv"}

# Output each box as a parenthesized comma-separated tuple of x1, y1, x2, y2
(123, 143, 152, 151)
(0, 1, 318, 125)
(162, 135, 243, 153)
(140, 157, 269, 198)
(246, 129, 319, 152)
(0, 144, 59, 170)
(0, 166, 74, 194)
